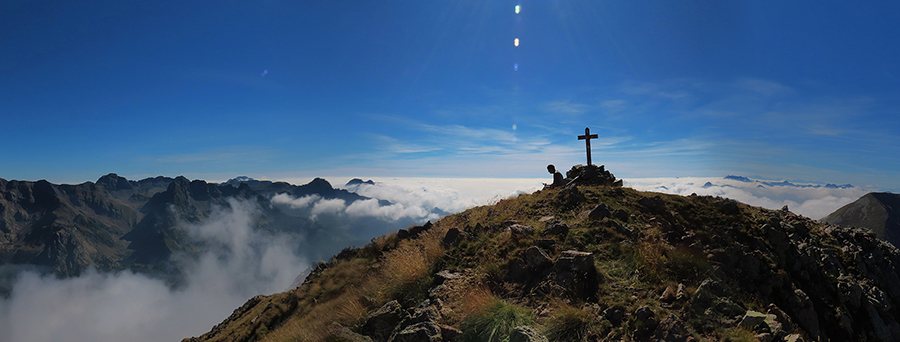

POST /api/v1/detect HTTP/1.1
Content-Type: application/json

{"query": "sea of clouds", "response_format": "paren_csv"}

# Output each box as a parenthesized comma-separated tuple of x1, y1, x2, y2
(624, 176, 870, 220)
(0, 175, 869, 341)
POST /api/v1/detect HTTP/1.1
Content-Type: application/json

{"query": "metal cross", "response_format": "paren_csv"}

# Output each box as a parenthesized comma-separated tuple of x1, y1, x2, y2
(577, 127, 599, 166)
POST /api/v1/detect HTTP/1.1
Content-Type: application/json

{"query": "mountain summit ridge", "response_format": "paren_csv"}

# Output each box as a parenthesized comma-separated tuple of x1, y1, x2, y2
(185, 183, 900, 342)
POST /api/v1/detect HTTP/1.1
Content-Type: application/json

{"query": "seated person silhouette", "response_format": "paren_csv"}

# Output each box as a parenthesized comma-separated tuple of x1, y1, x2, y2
(544, 164, 565, 189)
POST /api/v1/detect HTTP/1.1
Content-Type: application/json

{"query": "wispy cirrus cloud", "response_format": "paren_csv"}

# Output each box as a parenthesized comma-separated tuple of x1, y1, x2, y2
(544, 100, 592, 115)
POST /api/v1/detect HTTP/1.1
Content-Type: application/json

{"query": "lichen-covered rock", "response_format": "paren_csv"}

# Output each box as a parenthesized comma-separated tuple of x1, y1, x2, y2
(508, 224, 535, 240)
(389, 322, 441, 342)
(737, 310, 774, 330)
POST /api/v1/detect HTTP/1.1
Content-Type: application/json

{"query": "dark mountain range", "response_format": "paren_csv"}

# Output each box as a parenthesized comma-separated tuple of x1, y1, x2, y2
(187, 182, 900, 342)
(0, 174, 384, 287)
(224, 176, 386, 205)
(822, 192, 900, 248)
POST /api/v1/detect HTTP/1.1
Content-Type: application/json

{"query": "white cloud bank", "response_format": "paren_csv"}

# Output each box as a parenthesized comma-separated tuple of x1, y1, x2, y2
(624, 176, 871, 220)
(0, 199, 308, 342)
(272, 178, 545, 222)
(342, 177, 544, 214)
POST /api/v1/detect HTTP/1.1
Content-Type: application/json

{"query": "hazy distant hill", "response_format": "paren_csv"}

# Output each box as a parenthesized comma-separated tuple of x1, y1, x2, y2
(822, 192, 900, 247)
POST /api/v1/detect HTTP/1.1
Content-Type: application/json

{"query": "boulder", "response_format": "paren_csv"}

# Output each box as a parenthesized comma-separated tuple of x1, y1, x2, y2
(586, 204, 611, 220)
(784, 334, 804, 342)
(509, 326, 548, 342)
(534, 239, 557, 251)
(755, 333, 774, 342)
(737, 310, 774, 330)
(634, 306, 659, 332)
(675, 283, 687, 302)
(389, 322, 442, 342)
(659, 286, 676, 303)
(361, 301, 407, 342)
(508, 224, 535, 239)
(328, 323, 373, 342)
(638, 196, 667, 215)
(542, 223, 569, 237)
(524, 246, 553, 271)
(552, 251, 599, 299)
(653, 314, 689, 342)
(434, 270, 462, 286)
(554, 186, 585, 209)
(603, 305, 627, 326)
(405, 221, 434, 239)
(441, 227, 463, 248)
(786, 289, 821, 341)
(693, 278, 724, 305)
(408, 301, 442, 325)
(613, 209, 630, 222)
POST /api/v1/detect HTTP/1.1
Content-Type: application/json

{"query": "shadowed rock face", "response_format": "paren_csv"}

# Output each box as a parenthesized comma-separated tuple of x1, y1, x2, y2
(822, 192, 900, 248)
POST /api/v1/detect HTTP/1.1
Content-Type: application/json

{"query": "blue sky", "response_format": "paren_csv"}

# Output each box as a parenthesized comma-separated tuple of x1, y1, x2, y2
(2, 1, 899, 190)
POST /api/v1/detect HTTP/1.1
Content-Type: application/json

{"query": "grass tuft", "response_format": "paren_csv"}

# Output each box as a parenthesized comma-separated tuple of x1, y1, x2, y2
(544, 303, 606, 342)
(460, 297, 534, 342)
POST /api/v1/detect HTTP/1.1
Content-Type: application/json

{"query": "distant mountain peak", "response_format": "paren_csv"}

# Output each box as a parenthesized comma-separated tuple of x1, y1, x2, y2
(97, 173, 134, 191)
(823, 192, 900, 247)
(723, 175, 854, 189)
(346, 178, 375, 186)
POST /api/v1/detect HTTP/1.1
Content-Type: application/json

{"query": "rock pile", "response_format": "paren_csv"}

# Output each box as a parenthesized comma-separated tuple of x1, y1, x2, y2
(565, 164, 622, 187)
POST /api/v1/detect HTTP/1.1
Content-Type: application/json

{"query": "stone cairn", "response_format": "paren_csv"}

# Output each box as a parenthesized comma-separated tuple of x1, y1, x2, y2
(565, 164, 622, 187)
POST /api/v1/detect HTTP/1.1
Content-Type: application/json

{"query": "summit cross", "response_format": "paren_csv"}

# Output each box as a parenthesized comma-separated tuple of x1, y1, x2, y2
(577, 127, 599, 166)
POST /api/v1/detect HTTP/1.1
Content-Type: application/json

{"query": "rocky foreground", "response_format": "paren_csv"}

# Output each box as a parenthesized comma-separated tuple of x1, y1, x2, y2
(186, 181, 900, 342)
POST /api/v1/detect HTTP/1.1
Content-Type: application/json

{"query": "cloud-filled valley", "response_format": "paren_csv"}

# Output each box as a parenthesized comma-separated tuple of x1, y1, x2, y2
(0, 198, 309, 342)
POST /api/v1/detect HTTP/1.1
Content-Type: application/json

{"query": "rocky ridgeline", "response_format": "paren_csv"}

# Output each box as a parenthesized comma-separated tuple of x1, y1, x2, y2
(185, 181, 900, 342)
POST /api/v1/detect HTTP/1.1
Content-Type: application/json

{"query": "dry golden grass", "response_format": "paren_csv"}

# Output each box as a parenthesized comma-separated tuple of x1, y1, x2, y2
(256, 225, 449, 342)
(443, 284, 496, 325)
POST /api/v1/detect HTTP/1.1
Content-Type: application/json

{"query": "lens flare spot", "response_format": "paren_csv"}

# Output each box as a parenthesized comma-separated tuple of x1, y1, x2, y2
(514, 38, 519, 47)
(515, 5, 520, 14)
(512, 124, 517, 130)
(261, 69, 268, 77)
(514, 63, 519, 71)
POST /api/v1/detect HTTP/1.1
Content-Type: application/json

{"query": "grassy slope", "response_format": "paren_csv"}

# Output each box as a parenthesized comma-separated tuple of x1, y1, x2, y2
(185, 184, 895, 342)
